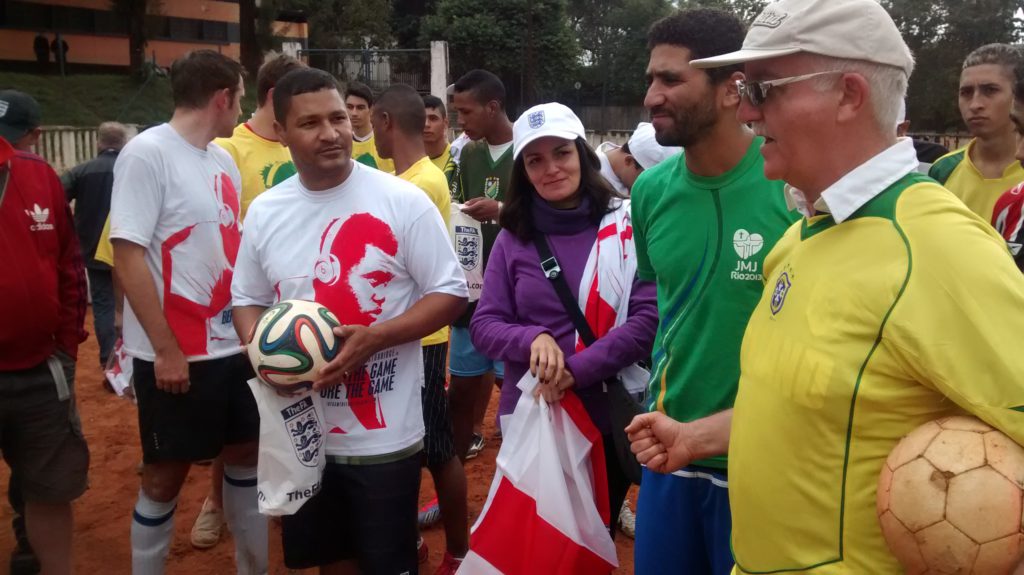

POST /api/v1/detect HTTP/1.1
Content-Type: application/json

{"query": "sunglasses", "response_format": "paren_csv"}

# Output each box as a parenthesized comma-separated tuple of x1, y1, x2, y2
(736, 71, 845, 107)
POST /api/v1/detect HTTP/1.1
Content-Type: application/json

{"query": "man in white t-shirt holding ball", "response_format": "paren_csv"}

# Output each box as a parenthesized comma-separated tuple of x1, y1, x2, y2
(231, 67, 468, 573)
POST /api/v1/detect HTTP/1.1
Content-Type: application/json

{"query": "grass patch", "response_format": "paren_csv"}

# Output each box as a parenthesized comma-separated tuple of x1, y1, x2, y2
(0, 72, 258, 127)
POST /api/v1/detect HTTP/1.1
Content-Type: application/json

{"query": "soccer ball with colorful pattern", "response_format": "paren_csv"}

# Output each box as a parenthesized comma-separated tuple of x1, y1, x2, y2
(247, 300, 341, 392)
(877, 416, 1024, 574)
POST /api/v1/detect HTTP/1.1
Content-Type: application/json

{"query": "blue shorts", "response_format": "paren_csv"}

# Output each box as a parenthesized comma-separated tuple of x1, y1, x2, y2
(635, 465, 733, 575)
(448, 326, 504, 379)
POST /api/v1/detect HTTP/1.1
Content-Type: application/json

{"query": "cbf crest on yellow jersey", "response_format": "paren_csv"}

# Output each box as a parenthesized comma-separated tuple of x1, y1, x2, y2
(731, 172, 1024, 574)
(214, 123, 295, 219)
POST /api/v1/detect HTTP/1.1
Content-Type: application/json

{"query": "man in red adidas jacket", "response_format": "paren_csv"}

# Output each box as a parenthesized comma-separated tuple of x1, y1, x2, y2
(0, 89, 89, 575)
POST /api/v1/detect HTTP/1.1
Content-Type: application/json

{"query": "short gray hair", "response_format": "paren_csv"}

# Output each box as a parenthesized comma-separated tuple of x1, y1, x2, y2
(97, 121, 127, 150)
(963, 43, 1021, 73)
(806, 55, 908, 135)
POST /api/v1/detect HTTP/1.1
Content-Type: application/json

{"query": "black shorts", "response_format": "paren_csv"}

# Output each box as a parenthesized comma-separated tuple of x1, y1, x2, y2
(133, 353, 259, 464)
(0, 353, 89, 503)
(281, 450, 422, 572)
(421, 342, 456, 467)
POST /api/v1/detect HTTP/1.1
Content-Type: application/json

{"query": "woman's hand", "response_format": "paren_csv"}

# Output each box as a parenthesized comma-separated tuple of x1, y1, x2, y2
(529, 333, 564, 385)
(535, 369, 575, 403)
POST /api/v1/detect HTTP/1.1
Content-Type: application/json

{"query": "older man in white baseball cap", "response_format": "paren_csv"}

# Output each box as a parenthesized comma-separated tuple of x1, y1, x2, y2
(628, 0, 1024, 573)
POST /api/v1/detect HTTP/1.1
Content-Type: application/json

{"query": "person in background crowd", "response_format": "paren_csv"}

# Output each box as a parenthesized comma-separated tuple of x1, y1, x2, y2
(596, 122, 681, 195)
(930, 43, 1024, 222)
(346, 81, 395, 173)
(626, 9, 797, 574)
(446, 69, 515, 468)
(423, 94, 458, 185)
(470, 101, 658, 537)
(0, 89, 89, 575)
(188, 53, 304, 553)
(991, 59, 1024, 272)
(110, 50, 265, 575)
(373, 83, 469, 575)
(62, 121, 127, 368)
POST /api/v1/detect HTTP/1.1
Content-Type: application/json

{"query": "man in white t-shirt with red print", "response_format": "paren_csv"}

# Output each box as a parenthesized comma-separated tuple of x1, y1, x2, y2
(110, 50, 265, 575)
(231, 68, 468, 573)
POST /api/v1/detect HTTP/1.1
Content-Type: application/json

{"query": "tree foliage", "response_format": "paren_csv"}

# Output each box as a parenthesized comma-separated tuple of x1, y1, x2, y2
(568, 0, 673, 106)
(422, 0, 579, 114)
(286, 0, 394, 49)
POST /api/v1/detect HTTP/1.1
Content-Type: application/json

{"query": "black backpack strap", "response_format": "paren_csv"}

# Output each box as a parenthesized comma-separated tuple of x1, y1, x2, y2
(533, 234, 598, 347)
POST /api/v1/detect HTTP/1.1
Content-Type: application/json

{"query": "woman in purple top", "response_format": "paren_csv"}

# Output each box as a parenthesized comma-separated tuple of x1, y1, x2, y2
(470, 103, 658, 535)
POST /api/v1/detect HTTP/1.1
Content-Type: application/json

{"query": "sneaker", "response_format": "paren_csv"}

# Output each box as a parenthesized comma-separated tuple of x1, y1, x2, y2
(466, 433, 485, 460)
(434, 552, 463, 575)
(190, 498, 225, 549)
(417, 536, 429, 564)
(418, 496, 441, 528)
(618, 501, 636, 539)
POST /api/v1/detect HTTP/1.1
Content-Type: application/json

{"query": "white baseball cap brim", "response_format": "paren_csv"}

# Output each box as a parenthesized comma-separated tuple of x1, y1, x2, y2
(514, 130, 583, 159)
(690, 47, 802, 69)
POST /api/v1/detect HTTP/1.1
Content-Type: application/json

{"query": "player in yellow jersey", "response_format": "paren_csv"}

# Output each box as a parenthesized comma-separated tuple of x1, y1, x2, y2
(346, 81, 395, 174)
(423, 94, 456, 181)
(929, 44, 1024, 222)
(214, 54, 303, 219)
(371, 83, 468, 575)
(628, 0, 1024, 573)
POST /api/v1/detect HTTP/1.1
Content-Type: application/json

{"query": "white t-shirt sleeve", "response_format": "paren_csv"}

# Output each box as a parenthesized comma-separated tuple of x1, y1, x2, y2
(403, 200, 469, 299)
(110, 145, 162, 248)
(231, 207, 276, 308)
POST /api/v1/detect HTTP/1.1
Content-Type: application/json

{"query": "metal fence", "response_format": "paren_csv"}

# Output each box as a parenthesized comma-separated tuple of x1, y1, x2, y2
(301, 48, 433, 94)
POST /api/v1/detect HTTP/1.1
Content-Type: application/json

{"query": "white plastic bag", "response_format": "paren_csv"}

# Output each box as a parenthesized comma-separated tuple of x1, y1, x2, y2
(103, 338, 133, 397)
(450, 203, 484, 302)
(460, 374, 618, 574)
(246, 379, 327, 516)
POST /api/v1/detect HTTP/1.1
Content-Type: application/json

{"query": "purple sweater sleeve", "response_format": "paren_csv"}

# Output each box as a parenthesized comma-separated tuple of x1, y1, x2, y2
(470, 233, 550, 363)
(565, 277, 658, 389)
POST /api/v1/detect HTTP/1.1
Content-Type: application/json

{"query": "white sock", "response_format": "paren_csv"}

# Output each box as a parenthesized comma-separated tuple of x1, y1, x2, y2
(223, 465, 268, 575)
(131, 489, 177, 575)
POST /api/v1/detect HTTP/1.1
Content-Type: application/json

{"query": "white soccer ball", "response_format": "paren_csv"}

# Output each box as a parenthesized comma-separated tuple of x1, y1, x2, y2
(247, 300, 341, 392)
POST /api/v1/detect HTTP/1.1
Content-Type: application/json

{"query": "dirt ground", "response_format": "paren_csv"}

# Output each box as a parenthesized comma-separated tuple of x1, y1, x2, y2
(0, 311, 636, 574)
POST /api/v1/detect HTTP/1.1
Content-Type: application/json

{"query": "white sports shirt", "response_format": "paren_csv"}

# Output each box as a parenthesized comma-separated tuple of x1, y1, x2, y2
(232, 162, 468, 457)
(110, 123, 244, 362)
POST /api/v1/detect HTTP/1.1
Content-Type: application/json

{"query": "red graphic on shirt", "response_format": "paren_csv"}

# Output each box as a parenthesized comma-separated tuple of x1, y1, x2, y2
(161, 173, 241, 357)
(313, 213, 398, 432)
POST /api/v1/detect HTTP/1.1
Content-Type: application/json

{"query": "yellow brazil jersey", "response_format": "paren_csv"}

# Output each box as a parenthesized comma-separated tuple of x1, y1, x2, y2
(351, 132, 395, 174)
(928, 139, 1024, 223)
(398, 156, 452, 346)
(730, 173, 1024, 574)
(214, 123, 295, 220)
(94, 215, 113, 267)
(429, 144, 451, 172)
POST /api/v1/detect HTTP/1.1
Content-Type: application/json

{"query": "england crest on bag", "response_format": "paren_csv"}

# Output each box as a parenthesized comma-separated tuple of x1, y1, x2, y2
(247, 379, 327, 516)
(450, 203, 484, 302)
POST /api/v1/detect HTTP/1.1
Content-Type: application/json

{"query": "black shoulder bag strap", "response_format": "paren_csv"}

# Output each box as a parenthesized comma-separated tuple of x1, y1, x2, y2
(533, 233, 644, 485)
(534, 234, 598, 347)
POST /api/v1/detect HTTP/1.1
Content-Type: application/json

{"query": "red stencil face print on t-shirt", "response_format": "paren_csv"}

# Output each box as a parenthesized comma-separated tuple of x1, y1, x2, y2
(161, 172, 241, 357)
(313, 212, 399, 432)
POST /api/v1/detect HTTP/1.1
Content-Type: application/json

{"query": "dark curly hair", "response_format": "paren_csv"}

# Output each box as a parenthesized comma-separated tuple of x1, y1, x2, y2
(647, 8, 745, 85)
(500, 138, 623, 242)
